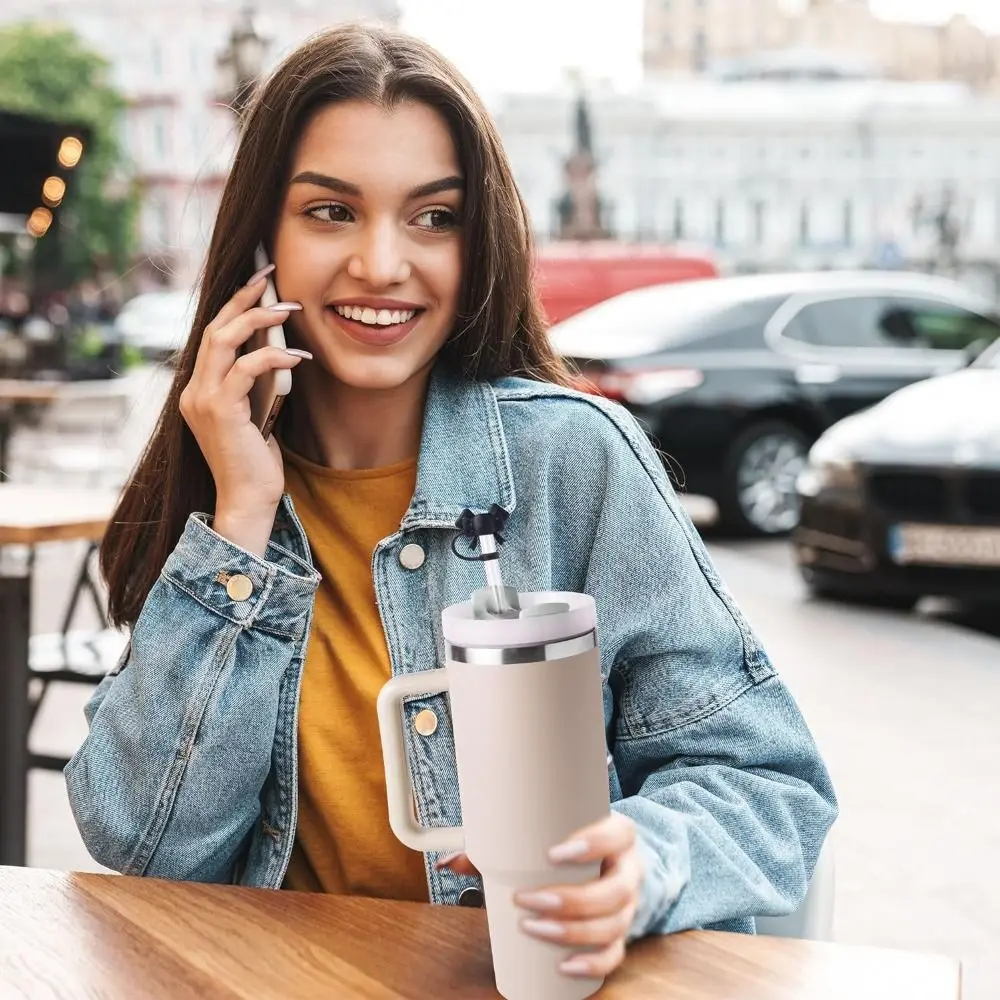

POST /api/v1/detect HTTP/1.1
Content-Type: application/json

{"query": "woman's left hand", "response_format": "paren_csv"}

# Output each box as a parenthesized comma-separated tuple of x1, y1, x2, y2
(436, 812, 644, 980)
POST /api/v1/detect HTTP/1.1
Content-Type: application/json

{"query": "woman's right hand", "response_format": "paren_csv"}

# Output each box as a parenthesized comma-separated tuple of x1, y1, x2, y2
(179, 267, 309, 556)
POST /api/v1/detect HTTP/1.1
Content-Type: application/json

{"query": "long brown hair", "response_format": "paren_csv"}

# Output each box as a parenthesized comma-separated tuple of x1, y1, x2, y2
(102, 22, 576, 629)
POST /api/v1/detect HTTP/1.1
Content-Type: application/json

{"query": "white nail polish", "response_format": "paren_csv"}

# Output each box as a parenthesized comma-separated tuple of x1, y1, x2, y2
(521, 918, 565, 939)
(559, 957, 593, 976)
(548, 839, 589, 863)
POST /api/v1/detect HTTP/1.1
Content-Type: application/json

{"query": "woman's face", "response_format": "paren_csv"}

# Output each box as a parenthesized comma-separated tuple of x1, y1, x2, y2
(271, 98, 464, 393)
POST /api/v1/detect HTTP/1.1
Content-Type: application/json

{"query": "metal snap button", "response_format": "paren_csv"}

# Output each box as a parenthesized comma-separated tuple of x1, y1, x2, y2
(458, 886, 484, 908)
(399, 543, 426, 570)
(226, 574, 253, 601)
(413, 709, 438, 736)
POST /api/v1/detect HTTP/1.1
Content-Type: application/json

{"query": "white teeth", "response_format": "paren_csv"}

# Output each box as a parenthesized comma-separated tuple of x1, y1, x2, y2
(333, 305, 417, 326)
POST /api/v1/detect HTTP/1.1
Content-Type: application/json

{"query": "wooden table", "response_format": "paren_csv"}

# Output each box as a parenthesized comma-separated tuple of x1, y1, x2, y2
(0, 379, 63, 483)
(0, 486, 116, 867)
(0, 867, 962, 999)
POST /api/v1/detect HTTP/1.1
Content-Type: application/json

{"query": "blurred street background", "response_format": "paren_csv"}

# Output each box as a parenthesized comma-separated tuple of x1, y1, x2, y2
(2, 1, 1000, 998)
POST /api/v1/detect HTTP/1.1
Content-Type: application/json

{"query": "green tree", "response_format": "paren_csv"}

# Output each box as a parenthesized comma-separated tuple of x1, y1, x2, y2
(0, 21, 138, 290)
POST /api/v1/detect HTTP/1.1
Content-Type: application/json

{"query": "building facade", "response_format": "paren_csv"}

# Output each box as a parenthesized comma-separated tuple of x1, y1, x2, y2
(643, 0, 1000, 93)
(1, 0, 399, 289)
(493, 58, 1000, 293)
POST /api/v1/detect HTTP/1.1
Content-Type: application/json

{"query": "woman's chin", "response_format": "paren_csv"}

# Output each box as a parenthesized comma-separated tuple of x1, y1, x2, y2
(310, 351, 436, 393)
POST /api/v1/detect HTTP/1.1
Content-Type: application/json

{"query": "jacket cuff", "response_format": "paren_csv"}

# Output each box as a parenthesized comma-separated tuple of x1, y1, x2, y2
(160, 512, 321, 638)
(614, 806, 688, 941)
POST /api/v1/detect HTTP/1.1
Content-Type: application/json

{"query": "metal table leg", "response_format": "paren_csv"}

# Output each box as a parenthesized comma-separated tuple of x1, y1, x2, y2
(0, 570, 30, 866)
(0, 410, 13, 483)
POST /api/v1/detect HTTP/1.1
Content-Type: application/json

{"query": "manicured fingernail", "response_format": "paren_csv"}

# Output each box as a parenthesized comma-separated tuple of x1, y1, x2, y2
(285, 348, 312, 359)
(521, 918, 565, 940)
(246, 263, 275, 285)
(435, 852, 463, 869)
(559, 957, 594, 976)
(269, 302, 301, 311)
(515, 891, 562, 911)
(549, 839, 590, 863)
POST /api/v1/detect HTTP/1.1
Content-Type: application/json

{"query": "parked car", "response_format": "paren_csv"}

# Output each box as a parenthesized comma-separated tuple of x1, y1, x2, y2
(793, 337, 1000, 608)
(548, 270, 1000, 536)
(113, 288, 196, 359)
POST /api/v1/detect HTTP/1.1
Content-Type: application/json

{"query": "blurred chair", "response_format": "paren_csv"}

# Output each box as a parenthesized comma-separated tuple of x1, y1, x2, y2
(755, 834, 836, 941)
(13, 370, 170, 771)
(9, 378, 135, 489)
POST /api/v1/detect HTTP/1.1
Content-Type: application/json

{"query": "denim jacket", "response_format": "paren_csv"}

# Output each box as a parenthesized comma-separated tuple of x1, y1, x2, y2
(65, 362, 837, 939)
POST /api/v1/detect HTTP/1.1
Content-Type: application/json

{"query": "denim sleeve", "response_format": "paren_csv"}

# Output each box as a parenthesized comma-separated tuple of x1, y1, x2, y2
(574, 399, 839, 940)
(64, 513, 320, 882)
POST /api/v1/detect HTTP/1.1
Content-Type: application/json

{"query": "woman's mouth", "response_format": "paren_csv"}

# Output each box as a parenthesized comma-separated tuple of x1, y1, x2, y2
(326, 303, 424, 347)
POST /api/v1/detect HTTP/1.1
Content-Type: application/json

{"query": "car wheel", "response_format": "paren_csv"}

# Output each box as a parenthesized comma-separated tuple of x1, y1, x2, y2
(800, 569, 918, 612)
(717, 421, 810, 537)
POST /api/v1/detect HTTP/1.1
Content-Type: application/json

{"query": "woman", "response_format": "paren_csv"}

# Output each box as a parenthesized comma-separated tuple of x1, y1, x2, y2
(65, 23, 837, 981)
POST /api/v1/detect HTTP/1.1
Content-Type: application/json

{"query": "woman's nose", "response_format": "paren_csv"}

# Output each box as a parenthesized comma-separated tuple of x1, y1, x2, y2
(347, 219, 411, 286)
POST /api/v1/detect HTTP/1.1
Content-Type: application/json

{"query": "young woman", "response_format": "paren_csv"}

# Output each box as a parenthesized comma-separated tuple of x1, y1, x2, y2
(66, 24, 836, 981)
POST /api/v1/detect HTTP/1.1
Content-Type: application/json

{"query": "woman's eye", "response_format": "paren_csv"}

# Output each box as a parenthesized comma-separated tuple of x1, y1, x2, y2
(413, 208, 458, 231)
(308, 203, 353, 224)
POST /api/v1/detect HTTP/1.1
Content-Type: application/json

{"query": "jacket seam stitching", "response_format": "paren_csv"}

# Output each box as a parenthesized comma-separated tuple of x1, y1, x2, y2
(124, 625, 243, 875)
(157, 572, 305, 639)
(617, 672, 763, 740)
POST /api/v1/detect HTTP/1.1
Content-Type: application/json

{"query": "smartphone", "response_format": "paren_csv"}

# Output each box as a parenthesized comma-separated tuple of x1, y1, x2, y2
(247, 244, 292, 440)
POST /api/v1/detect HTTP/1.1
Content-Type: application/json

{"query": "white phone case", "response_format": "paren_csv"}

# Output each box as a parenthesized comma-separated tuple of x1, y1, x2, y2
(248, 245, 292, 438)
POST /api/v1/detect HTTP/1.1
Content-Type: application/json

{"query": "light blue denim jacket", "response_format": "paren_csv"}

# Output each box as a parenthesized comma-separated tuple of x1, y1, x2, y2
(65, 362, 837, 939)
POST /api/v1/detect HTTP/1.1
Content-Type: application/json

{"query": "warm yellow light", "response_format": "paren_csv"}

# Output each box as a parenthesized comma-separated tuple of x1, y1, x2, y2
(42, 175, 66, 206)
(27, 207, 53, 238)
(57, 136, 84, 168)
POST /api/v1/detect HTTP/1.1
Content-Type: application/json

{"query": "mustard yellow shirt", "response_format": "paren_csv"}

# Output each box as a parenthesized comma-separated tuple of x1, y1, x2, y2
(279, 443, 428, 901)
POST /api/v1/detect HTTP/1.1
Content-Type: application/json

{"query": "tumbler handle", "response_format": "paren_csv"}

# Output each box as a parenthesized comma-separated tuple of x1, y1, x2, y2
(376, 669, 465, 854)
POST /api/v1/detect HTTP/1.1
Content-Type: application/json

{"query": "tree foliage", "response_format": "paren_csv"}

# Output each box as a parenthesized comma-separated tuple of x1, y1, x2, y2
(0, 21, 137, 288)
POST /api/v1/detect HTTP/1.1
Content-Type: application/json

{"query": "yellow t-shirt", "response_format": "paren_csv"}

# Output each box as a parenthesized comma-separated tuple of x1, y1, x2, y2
(279, 442, 428, 902)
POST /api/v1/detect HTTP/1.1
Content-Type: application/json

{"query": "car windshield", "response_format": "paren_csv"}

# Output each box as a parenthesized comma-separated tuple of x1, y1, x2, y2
(546, 279, 778, 359)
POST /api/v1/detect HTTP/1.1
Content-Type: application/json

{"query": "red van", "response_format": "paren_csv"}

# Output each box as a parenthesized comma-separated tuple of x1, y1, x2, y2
(534, 242, 719, 325)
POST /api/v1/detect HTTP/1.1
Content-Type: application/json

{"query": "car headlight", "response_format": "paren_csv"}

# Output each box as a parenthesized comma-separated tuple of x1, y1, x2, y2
(797, 438, 862, 499)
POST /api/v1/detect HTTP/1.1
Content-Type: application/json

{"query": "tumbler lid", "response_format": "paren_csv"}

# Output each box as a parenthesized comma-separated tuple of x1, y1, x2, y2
(441, 591, 597, 649)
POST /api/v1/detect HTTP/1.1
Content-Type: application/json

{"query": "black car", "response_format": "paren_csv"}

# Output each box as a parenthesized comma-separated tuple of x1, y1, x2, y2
(793, 339, 1000, 609)
(549, 271, 1000, 536)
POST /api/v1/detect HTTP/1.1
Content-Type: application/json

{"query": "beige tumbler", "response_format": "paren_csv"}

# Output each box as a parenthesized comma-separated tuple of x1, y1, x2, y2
(376, 590, 611, 1000)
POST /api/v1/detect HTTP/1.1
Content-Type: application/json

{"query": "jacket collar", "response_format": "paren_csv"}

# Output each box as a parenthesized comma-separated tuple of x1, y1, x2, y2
(402, 359, 516, 532)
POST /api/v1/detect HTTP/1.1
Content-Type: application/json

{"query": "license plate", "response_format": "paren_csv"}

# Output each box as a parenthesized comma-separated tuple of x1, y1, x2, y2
(888, 523, 1000, 567)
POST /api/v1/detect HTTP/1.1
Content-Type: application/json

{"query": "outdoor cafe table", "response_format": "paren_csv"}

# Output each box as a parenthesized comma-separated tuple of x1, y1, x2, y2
(0, 379, 64, 482)
(0, 866, 962, 999)
(0, 485, 116, 868)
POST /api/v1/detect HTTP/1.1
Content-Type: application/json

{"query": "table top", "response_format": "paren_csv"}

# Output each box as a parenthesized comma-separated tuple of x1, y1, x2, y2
(0, 867, 961, 1000)
(0, 485, 116, 545)
(0, 378, 64, 404)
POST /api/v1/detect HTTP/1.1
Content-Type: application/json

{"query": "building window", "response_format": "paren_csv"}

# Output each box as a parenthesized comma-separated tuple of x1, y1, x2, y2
(753, 200, 766, 245)
(799, 203, 811, 246)
(156, 199, 169, 245)
(843, 200, 854, 246)
(715, 199, 726, 245)
(153, 111, 167, 157)
(151, 41, 163, 78)
(692, 30, 707, 72)
(673, 198, 685, 240)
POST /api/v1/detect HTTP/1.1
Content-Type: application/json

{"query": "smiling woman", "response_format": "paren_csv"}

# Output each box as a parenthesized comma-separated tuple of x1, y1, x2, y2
(273, 100, 465, 392)
(67, 21, 837, 992)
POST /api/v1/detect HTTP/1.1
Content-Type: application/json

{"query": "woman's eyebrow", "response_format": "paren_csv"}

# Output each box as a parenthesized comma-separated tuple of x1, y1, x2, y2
(289, 171, 464, 200)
